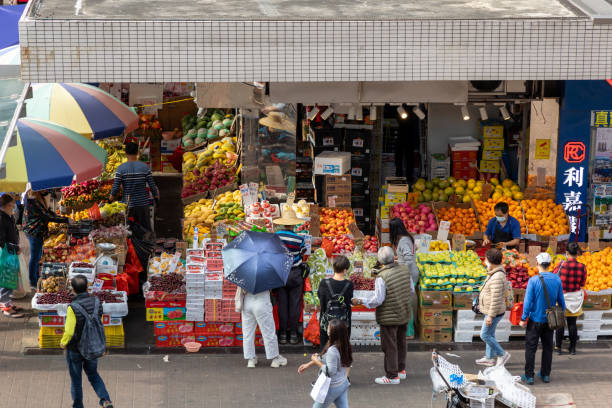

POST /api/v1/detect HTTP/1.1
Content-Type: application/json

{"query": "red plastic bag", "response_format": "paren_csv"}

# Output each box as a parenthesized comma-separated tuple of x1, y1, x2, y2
(115, 272, 129, 293)
(122, 239, 143, 295)
(303, 312, 320, 346)
(321, 238, 334, 258)
(510, 302, 524, 326)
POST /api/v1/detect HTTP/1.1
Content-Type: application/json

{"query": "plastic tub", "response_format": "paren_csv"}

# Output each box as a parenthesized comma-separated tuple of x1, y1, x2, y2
(184, 342, 202, 353)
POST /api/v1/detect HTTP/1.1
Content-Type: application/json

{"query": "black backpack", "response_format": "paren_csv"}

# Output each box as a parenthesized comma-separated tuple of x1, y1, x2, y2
(70, 297, 106, 360)
(320, 280, 350, 330)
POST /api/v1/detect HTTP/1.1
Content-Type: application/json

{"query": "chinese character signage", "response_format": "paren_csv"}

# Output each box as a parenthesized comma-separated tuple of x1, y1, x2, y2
(593, 111, 612, 128)
(556, 134, 589, 241)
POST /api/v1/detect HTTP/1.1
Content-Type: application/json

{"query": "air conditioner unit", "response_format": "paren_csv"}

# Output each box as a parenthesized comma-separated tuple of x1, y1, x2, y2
(468, 81, 506, 95)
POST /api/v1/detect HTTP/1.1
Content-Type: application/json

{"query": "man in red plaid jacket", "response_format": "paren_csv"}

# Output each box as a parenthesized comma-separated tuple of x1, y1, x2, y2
(553, 242, 587, 355)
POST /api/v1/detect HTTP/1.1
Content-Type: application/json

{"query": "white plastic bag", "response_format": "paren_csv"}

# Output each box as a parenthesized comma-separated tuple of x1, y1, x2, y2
(310, 368, 331, 404)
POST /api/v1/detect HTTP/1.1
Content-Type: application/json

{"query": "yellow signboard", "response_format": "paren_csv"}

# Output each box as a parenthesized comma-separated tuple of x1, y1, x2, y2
(535, 139, 551, 160)
(146, 308, 163, 322)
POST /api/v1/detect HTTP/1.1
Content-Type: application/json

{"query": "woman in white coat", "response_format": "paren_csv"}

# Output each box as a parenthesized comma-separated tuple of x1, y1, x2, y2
(236, 287, 287, 368)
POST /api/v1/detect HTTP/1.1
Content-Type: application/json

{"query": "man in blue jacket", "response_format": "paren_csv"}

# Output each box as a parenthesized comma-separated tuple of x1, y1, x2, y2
(519, 252, 565, 385)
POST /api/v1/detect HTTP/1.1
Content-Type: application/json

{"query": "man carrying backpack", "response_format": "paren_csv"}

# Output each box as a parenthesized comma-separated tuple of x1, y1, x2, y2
(60, 275, 113, 408)
(317, 255, 354, 351)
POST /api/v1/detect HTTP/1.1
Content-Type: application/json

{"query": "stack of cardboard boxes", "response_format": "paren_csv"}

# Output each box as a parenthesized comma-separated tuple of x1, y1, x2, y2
(480, 125, 504, 175)
(346, 130, 371, 230)
(323, 174, 352, 207)
(417, 289, 453, 342)
(449, 137, 480, 180)
(376, 178, 409, 246)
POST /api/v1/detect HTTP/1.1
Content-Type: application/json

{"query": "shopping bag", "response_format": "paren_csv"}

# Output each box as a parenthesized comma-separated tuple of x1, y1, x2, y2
(0, 245, 20, 290)
(310, 367, 331, 403)
(304, 311, 320, 346)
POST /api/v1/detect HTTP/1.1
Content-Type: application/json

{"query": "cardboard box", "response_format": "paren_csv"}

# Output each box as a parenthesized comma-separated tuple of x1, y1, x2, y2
(385, 177, 409, 194)
(483, 125, 504, 139)
(145, 299, 187, 308)
(450, 149, 478, 162)
(419, 325, 453, 343)
(452, 160, 478, 172)
(146, 307, 187, 321)
(479, 160, 500, 173)
(583, 293, 612, 310)
(325, 174, 352, 185)
(314, 151, 351, 175)
(325, 176, 352, 195)
(194, 322, 235, 335)
(453, 292, 478, 310)
(483, 138, 504, 151)
(380, 205, 391, 219)
(325, 192, 351, 207)
(154, 321, 194, 336)
(161, 138, 181, 154)
(384, 192, 407, 206)
(482, 150, 503, 160)
(156, 334, 195, 348)
(418, 290, 453, 309)
(196, 335, 235, 347)
(453, 168, 479, 181)
(418, 308, 453, 327)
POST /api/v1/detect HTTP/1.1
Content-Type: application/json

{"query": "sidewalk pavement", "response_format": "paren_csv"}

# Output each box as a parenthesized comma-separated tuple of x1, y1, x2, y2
(2, 297, 612, 407)
(1, 350, 611, 407)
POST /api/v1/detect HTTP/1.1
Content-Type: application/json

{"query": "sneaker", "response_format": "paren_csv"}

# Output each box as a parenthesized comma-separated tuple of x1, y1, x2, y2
(279, 332, 287, 345)
(555, 346, 563, 355)
(521, 374, 534, 385)
(289, 331, 299, 345)
(398, 370, 407, 380)
(270, 355, 287, 368)
(102, 401, 114, 408)
(569, 347, 576, 355)
(375, 376, 400, 385)
(475, 357, 496, 367)
(497, 352, 511, 366)
(247, 358, 258, 368)
(537, 372, 550, 383)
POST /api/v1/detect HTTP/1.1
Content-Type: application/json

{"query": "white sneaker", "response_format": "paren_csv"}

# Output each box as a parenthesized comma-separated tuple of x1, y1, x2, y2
(270, 355, 287, 368)
(247, 358, 258, 368)
(375, 376, 400, 385)
(398, 370, 407, 380)
(475, 357, 496, 366)
(497, 352, 511, 366)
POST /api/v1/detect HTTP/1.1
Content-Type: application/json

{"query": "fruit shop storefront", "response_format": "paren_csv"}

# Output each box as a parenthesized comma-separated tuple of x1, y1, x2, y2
(12, 0, 612, 349)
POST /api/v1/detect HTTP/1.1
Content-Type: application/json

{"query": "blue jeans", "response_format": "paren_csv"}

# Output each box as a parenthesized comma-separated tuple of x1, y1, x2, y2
(66, 350, 111, 408)
(26, 234, 43, 287)
(313, 379, 349, 408)
(480, 314, 505, 359)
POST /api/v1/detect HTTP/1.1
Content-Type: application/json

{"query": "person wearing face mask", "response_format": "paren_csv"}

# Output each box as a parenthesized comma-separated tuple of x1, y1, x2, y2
(475, 248, 510, 366)
(23, 190, 69, 288)
(482, 202, 521, 249)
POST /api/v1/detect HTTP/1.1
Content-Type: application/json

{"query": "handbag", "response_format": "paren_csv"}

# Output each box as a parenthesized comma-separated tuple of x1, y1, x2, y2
(539, 275, 565, 331)
(0, 244, 20, 290)
(472, 270, 503, 315)
(310, 365, 331, 404)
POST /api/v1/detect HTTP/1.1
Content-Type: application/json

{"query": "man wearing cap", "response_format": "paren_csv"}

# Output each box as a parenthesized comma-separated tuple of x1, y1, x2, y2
(519, 252, 565, 385)
(273, 207, 306, 345)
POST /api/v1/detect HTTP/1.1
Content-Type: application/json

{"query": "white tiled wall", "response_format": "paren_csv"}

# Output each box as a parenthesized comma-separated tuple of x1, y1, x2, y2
(18, 18, 612, 82)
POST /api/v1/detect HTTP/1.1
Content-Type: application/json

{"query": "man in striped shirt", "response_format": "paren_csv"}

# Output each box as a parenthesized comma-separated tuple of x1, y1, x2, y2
(274, 212, 306, 345)
(110, 142, 159, 232)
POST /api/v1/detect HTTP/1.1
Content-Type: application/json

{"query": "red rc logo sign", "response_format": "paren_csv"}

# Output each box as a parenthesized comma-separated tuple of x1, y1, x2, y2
(564, 142, 586, 163)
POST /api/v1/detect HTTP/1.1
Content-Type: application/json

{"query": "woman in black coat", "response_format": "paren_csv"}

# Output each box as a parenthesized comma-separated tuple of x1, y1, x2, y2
(0, 194, 23, 318)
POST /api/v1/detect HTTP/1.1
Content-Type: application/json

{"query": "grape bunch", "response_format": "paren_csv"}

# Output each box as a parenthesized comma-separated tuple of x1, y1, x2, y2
(349, 274, 375, 290)
(37, 290, 73, 304)
(149, 273, 186, 293)
(92, 290, 123, 303)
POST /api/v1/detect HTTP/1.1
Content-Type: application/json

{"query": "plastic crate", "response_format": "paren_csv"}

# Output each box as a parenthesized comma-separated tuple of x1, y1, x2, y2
(430, 154, 450, 179)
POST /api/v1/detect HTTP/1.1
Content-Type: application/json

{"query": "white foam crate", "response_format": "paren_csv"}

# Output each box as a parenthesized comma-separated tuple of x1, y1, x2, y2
(350, 339, 381, 346)
(455, 319, 511, 331)
(580, 310, 605, 321)
(352, 311, 376, 321)
(456, 310, 510, 321)
(454, 328, 510, 343)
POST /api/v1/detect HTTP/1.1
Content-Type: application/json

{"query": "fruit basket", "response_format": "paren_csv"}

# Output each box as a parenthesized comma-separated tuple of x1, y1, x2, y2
(94, 290, 129, 317)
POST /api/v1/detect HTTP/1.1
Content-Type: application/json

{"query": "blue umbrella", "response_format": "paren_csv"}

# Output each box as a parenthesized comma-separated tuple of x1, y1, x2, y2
(222, 231, 293, 294)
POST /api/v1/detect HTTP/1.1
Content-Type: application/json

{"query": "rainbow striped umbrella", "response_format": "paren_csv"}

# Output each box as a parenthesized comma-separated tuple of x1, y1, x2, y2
(26, 83, 138, 140)
(0, 118, 107, 192)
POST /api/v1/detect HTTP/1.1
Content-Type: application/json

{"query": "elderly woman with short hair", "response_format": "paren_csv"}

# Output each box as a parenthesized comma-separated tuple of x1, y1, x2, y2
(352, 246, 413, 385)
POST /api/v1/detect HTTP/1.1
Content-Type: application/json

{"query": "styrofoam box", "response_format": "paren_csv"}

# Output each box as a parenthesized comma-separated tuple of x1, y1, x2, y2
(354, 290, 375, 299)
(454, 328, 510, 343)
(352, 311, 376, 321)
(455, 319, 511, 331)
(456, 310, 510, 321)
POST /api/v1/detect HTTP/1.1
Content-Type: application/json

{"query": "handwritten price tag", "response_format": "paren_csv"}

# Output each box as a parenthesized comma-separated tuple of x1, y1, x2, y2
(437, 221, 451, 242)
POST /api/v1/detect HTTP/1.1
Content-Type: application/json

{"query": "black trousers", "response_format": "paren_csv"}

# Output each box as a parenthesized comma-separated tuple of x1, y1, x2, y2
(128, 205, 152, 232)
(277, 266, 304, 333)
(380, 324, 408, 379)
(525, 320, 554, 378)
(555, 316, 578, 350)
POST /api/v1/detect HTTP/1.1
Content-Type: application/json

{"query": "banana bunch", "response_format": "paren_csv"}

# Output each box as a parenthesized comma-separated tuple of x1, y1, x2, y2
(105, 150, 127, 174)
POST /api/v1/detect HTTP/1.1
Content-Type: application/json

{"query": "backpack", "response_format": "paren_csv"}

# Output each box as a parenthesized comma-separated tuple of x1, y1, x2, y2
(70, 297, 106, 360)
(320, 280, 350, 330)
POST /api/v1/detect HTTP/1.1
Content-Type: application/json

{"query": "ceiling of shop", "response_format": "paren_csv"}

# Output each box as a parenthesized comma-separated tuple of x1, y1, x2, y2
(32, 0, 580, 20)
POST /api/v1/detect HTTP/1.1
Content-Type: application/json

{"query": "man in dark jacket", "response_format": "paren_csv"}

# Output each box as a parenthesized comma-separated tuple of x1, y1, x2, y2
(353, 246, 413, 385)
(60, 275, 113, 408)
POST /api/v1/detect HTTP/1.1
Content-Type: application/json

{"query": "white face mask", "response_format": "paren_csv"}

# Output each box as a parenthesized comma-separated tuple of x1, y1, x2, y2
(496, 216, 506, 223)
(485, 260, 491, 269)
